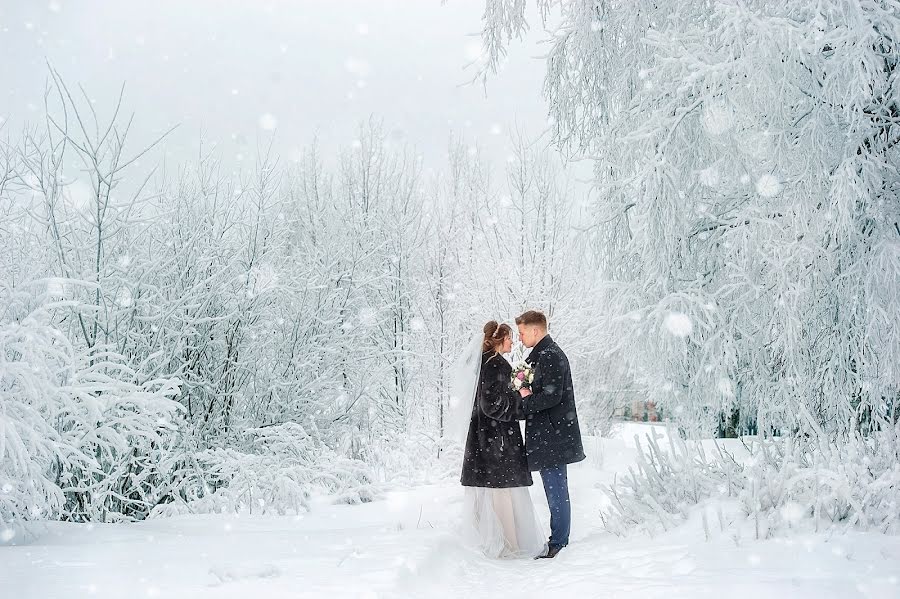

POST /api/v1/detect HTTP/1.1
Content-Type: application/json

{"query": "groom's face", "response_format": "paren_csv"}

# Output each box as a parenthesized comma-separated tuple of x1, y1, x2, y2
(517, 324, 537, 348)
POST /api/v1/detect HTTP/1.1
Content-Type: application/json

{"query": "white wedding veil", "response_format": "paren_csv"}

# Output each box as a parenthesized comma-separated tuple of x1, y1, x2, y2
(446, 330, 483, 445)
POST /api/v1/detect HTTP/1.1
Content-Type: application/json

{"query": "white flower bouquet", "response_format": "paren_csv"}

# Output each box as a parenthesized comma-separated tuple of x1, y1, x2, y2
(511, 363, 535, 391)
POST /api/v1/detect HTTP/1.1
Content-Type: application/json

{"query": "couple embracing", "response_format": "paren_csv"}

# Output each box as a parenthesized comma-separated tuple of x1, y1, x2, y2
(454, 310, 585, 560)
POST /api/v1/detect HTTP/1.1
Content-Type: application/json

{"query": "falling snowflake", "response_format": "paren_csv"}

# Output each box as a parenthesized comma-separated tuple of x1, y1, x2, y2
(344, 57, 371, 77)
(250, 264, 278, 293)
(698, 166, 720, 188)
(663, 312, 693, 337)
(701, 100, 734, 135)
(756, 174, 782, 197)
(410, 317, 425, 331)
(464, 40, 484, 62)
(0, 528, 14, 542)
(258, 113, 278, 131)
(780, 501, 806, 524)
(358, 307, 378, 327)
(356, 23, 369, 35)
(717, 378, 734, 397)
(671, 558, 696, 576)
(63, 179, 93, 211)
(46, 278, 70, 298)
(739, 131, 774, 160)
(385, 492, 409, 513)
(116, 287, 133, 308)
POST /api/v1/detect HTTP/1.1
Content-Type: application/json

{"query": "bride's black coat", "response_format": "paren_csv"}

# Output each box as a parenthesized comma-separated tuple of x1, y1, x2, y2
(460, 352, 533, 488)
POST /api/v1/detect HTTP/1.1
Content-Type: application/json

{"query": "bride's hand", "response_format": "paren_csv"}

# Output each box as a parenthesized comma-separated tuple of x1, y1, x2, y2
(519, 388, 532, 398)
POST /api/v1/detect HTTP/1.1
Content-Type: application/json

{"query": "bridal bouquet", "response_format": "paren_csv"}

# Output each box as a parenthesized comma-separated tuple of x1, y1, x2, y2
(511, 363, 534, 391)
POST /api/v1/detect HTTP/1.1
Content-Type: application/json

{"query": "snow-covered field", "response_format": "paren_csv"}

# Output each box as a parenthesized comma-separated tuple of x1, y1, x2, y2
(3, 424, 900, 599)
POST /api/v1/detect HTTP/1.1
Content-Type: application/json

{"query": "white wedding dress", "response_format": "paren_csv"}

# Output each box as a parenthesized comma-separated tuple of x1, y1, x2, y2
(460, 484, 544, 559)
(449, 332, 545, 559)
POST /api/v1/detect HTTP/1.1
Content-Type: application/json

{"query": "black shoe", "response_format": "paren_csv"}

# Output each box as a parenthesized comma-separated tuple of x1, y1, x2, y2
(534, 544, 564, 559)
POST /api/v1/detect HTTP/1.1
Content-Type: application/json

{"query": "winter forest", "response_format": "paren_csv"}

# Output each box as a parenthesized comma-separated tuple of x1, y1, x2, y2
(2, 1, 900, 598)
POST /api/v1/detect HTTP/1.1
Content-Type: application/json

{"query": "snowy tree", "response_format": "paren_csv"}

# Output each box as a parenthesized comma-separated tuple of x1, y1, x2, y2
(0, 71, 615, 522)
(480, 0, 900, 438)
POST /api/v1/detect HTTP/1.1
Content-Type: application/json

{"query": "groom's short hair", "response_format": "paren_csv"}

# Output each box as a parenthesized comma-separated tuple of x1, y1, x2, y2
(515, 310, 547, 329)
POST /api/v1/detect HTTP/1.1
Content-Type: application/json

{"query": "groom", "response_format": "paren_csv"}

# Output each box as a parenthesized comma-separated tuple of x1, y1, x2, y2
(516, 310, 585, 559)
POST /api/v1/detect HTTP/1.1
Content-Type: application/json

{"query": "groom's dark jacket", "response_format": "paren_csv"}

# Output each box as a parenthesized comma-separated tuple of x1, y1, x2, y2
(522, 335, 585, 471)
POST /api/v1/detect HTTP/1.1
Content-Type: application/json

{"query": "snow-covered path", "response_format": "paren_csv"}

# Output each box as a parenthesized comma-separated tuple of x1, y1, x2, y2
(3, 429, 900, 599)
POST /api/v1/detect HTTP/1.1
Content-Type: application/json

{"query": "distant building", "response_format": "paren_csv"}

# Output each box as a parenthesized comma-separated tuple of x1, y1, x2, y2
(613, 400, 660, 422)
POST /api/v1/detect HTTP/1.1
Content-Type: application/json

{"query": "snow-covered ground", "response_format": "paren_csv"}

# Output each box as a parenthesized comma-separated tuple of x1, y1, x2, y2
(3, 424, 900, 599)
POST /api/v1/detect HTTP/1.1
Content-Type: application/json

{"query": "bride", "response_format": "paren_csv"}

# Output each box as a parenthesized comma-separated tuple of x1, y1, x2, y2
(452, 321, 544, 558)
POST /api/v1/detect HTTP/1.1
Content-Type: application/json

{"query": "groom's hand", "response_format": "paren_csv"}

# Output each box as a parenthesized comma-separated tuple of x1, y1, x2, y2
(519, 388, 532, 398)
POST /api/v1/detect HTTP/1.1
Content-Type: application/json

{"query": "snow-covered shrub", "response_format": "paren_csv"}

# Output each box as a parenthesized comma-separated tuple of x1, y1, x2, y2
(0, 296, 72, 528)
(366, 432, 464, 488)
(57, 349, 182, 522)
(0, 290, 183, 527)
(151, 422, 376, 517)
(738, 428, 900, 536)
(603, 425, 900, 539)
(601, 429, 742, 536)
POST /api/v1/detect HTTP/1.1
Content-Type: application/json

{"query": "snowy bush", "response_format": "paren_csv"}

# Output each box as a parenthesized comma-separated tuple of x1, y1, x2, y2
(602, 425, 900, 539)
(738, 429, 900, 536)
(367, 432, 465, 488)
(0, 288, 183, 528)
(0, 294, 72, 528)
(56, 349, 182, 522)
(601, 429, 742, 537)
(151, 423, 377, 517)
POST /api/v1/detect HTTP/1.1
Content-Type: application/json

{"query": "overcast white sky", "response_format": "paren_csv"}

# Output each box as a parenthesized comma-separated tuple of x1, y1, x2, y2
(1, 0, 555, 174)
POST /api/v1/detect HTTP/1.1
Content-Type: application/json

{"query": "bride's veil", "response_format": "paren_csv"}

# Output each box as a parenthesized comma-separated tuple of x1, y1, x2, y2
(446, 330, 483, 445)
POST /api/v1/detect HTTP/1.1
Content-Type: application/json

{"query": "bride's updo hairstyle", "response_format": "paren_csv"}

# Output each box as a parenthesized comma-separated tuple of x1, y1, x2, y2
(482, 320, 512, 354)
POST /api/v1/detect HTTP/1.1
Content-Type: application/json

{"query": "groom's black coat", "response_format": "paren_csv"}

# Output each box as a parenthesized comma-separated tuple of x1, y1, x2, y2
(460, 352, 533, 488)
(522, 335, 585, 472)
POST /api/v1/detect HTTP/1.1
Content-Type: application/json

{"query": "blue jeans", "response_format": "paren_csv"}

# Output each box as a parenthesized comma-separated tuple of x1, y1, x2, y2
(540, 464, 571, 547)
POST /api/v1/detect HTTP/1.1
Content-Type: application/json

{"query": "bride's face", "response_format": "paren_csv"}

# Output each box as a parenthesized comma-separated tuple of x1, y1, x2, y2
(500, 335, 513, 354)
